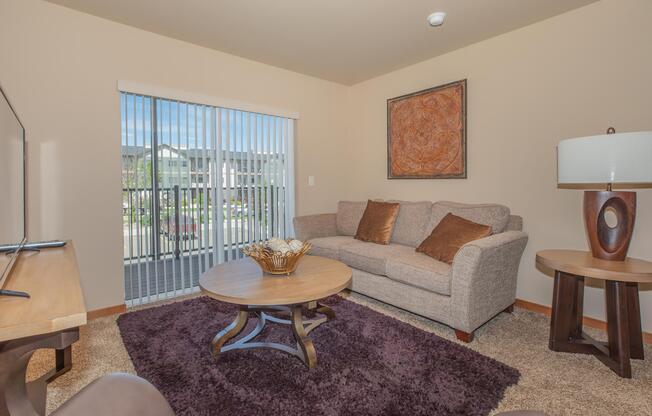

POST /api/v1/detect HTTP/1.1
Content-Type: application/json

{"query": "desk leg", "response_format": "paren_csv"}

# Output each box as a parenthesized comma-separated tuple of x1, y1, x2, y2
(45, 347, 73, 383)
(0, 328, 79, 416)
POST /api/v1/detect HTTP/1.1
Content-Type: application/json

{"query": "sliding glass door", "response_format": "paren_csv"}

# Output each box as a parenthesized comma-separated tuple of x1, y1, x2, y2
(121, 92, 295, 305)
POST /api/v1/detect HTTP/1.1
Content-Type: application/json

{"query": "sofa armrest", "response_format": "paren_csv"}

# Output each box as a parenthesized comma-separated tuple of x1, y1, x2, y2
(449, 231, 528, 333)
(292, 213, 337, 241)
(505, 215, 523, 231)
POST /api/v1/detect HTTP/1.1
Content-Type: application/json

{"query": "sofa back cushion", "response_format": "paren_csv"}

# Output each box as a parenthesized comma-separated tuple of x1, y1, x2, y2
(417, 213, 493, 264)
(336, 201, 368, 236)
(427, 201, 510, 234)
(387, 200, 433, 247)
(337, 200, 512, 238)
(354, 200, 400, 245)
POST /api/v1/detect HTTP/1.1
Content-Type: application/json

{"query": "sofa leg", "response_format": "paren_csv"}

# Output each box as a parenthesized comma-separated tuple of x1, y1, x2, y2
(455, 330, 474, 343)
(503, 303, 515, 314)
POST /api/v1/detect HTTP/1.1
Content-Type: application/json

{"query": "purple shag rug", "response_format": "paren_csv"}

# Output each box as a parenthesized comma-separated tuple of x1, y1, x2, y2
(117, 296, 519, 415)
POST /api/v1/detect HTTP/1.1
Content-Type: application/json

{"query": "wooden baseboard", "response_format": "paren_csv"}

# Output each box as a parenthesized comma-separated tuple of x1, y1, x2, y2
(515, 298, 652, 345)
(87, 304, 127, 321)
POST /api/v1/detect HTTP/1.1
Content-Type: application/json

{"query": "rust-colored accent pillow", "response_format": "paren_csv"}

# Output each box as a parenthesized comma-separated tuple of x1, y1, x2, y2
(354, 200, 400, 245)
(416, 213, 492, 264)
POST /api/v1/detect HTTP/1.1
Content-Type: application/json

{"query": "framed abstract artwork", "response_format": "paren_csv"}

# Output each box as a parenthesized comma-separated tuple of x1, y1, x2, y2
(387, 79, 467, 179)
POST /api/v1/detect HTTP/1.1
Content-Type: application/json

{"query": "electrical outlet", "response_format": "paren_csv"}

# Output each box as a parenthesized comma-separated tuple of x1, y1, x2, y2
(308, 176, 315, 186)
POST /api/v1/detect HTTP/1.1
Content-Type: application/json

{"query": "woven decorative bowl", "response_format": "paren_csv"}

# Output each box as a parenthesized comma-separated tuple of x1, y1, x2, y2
(243, 239, 312, 275)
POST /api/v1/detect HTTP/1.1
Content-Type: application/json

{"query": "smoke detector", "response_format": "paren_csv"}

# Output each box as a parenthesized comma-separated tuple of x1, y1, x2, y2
(427, 12, 446, 27)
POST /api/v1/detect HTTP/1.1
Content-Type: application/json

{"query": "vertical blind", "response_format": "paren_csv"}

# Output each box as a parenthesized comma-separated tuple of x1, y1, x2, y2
(121, 92, 296, 306)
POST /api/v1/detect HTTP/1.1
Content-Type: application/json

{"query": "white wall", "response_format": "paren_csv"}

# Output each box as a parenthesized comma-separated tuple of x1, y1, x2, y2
(344, 0, 652, 331)
(0, 0, 349, 310)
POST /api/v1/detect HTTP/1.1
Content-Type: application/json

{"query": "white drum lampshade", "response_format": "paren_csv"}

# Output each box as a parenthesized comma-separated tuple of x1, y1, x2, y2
(557, 130, 652, 261)
(558, 131, 652, 187)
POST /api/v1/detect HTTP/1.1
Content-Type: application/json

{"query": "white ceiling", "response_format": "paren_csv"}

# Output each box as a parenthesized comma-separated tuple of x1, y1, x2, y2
(46, 0, 598, 85)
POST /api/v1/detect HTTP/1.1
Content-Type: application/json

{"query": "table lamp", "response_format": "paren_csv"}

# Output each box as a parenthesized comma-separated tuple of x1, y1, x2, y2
(557, 129, 652, 261)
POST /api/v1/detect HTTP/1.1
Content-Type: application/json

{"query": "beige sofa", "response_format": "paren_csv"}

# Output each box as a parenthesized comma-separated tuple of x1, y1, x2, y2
(293, 200, 528, 342)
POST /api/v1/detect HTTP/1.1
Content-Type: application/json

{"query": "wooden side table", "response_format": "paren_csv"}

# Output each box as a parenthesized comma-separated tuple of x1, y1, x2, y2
(536, 249, 652, 378)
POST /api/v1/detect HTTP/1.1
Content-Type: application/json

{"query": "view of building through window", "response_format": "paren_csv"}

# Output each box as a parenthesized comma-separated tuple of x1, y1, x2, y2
(121, 92, 295, 305)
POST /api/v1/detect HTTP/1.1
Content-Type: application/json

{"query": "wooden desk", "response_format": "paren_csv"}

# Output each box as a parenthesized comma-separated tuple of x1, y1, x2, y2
(0, 242, 86, 415)
(536, 249, 652, 378)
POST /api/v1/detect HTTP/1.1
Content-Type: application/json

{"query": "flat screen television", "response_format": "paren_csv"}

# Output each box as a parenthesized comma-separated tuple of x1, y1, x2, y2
(0, 85, 26, 289)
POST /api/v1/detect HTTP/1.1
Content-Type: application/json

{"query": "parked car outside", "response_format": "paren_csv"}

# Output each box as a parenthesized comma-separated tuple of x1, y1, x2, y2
(161, 214, 197, 240)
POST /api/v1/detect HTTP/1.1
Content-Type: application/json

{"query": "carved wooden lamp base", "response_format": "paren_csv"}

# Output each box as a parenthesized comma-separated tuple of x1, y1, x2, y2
(583, 191, 636, 261)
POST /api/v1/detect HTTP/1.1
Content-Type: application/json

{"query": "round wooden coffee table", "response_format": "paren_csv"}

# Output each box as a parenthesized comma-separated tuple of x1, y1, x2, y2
(199, 255, 351, 368)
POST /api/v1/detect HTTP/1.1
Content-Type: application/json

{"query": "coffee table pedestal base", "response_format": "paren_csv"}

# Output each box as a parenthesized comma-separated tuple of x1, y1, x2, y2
(211, 302, 335, 368)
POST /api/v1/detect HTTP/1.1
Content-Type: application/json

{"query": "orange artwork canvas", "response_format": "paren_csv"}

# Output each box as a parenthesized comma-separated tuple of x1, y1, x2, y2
(387, 80, 466, 179)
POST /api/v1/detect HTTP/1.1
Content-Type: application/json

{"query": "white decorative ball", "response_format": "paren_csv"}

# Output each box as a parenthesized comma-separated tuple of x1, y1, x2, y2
(288, 239, 304, 252)
(267, 238, 291, 254)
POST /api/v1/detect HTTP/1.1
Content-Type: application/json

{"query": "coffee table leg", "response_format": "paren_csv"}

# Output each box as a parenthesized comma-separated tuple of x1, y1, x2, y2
(291, 305, 317, 368)
(315, 303, 335, 320)
(210, 303, 334, 368)
(211, 307, 249, 357)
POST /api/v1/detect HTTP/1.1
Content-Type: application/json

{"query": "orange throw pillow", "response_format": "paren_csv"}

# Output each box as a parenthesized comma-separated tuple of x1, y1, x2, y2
(354, 200, 400, 245)
(416, 213, 492, 264)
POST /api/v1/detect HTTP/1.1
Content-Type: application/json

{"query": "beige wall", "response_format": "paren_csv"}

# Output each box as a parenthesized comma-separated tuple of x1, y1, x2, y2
(0, 0, 349, 310)
(2, 0, 651, 331)
(345, 0, 652, 331)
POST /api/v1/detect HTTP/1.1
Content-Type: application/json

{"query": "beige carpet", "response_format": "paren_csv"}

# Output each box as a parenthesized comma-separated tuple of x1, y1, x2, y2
(27, 292, 652, 416)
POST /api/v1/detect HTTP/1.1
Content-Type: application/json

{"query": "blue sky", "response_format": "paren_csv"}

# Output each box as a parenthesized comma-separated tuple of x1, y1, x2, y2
(120, 93, 288, 153)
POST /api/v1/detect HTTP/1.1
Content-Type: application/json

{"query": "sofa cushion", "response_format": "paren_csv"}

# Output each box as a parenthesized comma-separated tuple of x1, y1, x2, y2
(339, 241, 414, 276)
(387, 200, 433, 247)
(336, 201, 368, 236)
(427, 201, 510, 235)
(417, 213, 492, 264)
(354, 200, 400, 245)
(386, 252, 452, 296)
(308, 236, 356, 260)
